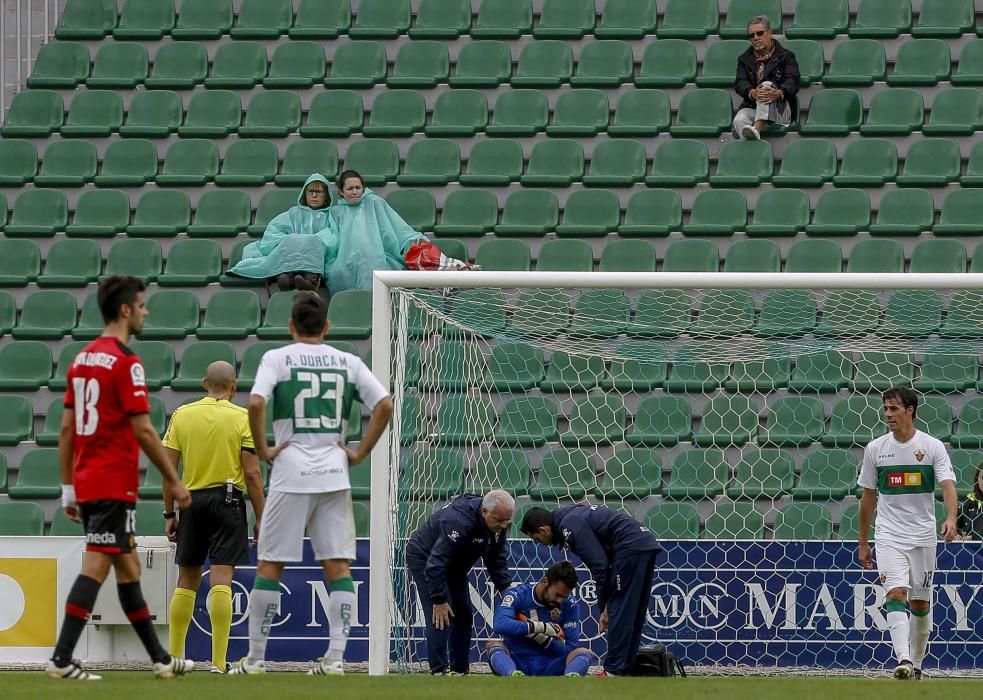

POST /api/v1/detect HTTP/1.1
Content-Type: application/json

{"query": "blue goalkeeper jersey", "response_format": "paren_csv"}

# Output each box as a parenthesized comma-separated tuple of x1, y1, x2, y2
(493, 582, 582, 659)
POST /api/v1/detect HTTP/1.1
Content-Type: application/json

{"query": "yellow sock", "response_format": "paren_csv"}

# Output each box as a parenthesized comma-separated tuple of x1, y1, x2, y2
(168, 587, 197, 657)
(210, 585, 234, 671)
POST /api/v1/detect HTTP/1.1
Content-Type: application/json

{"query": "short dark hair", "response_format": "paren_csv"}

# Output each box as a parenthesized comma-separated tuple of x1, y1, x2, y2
(882, 386, 919, 420)
(292, 291, 327, 337)
(545, 560, 579, 589)
(97, 275, 146, 323)
(520, 507, 552, 535)
(337, 169, 364, 190)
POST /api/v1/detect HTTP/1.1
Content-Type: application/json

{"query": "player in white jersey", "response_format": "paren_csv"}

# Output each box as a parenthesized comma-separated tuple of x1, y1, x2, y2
(230, 292, 393, 676)
(857, 387, 957, 681)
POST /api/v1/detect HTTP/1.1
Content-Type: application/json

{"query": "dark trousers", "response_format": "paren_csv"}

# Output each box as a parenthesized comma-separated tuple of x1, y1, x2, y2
(604, 550, 658, 675)
(408, 564, 473, 674)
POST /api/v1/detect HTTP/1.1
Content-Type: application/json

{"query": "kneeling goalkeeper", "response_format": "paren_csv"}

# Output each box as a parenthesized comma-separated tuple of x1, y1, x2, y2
(485, 561, 594, 677)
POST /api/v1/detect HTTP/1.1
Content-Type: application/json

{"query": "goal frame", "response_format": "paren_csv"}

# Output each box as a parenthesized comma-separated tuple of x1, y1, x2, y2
(366, 271, 983, 675)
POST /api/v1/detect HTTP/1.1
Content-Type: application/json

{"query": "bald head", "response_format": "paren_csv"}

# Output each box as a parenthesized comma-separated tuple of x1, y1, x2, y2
(204, 360, 236, 395)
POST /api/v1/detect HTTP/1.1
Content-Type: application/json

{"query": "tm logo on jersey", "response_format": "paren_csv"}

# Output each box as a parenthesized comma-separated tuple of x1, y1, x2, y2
(887, 472, 922, 488)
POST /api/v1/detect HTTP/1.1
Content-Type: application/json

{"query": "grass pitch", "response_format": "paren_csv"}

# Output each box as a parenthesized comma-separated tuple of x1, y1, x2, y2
(3, 673, 979, 700)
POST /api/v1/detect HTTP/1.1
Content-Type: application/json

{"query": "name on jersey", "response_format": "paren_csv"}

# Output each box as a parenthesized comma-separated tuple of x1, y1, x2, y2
(73, 352, 118, 370)
(285, 354, 350, 369)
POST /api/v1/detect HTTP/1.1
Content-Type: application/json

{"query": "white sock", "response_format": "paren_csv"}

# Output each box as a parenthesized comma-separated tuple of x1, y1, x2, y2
(247, 587, 280, 664)
(325, 589, 355, 664)
(887, 610, 911, 663)
(909, 609, 932, 668)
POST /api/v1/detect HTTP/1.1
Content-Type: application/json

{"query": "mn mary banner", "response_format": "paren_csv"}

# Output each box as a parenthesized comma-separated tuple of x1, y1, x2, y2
(185, 540, 983, 670)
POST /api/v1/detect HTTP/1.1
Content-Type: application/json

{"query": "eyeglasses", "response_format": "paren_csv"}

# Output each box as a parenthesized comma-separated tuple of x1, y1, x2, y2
(748, 30, 768, 37)
(306, 189, 326, 195)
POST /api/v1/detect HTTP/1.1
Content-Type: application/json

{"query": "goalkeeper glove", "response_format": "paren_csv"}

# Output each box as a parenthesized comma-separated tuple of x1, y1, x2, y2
(525, 621, 564, 646)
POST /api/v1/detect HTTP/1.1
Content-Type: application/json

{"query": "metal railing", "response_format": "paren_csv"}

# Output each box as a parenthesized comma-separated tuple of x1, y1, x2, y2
(1, 0, 62, 119)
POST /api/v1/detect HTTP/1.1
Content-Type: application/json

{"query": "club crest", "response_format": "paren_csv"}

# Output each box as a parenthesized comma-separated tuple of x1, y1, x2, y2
(914, 449, 925, 462)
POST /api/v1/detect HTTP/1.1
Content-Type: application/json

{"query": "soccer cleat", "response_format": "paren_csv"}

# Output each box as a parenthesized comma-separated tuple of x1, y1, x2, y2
(308, 658, 344, 676)
(913, 668, 923, 681)
(511, 670, 525, 677)
(46, 659, 102, 681)
(154, 656, 195, 679)
(228, 657, 266, 675)
(894, 660, 914, 680)
(443, 670, 468, 677)
(565, 672, 582, 677)
(210, 662, 233, 674)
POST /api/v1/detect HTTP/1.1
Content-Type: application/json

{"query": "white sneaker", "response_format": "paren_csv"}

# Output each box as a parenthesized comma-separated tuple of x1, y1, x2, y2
(46, 659, 102, 681)
(227, 657, 266, 675)
(210, 662, 232, 674)
(741, 124, 761, 140)
(153, 656, 195, 679)
(308, 658, 344, 676)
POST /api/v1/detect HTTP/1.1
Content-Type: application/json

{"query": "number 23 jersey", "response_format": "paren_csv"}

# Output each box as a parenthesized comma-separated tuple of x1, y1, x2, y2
(251, 343, 389, 494)
(64, 336, 150, 503)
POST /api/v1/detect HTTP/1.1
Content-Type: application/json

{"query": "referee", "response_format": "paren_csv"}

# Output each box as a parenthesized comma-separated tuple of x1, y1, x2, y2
(163, 361, 265, 674)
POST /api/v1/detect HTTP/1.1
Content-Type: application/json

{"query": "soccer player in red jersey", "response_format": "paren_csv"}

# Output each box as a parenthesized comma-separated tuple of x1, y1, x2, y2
(47, 276, 195, 681)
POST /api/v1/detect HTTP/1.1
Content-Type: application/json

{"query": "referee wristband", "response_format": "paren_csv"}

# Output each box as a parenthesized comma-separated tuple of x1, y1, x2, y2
(163, 511, 177, 519)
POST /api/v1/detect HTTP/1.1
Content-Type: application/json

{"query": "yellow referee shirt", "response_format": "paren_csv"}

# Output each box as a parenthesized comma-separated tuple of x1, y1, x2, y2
(162, 397, 254, 491)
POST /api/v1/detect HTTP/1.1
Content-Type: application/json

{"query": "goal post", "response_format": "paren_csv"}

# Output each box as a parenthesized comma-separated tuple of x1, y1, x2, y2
(368, 271, 983, 676)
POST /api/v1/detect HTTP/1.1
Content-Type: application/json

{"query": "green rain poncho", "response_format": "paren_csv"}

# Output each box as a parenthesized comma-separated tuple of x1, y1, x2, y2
(229, 174, 335, 280)
(322, 189, 426, 295)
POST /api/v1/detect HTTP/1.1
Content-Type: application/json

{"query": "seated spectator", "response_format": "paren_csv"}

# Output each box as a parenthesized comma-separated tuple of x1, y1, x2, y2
(323, 170, 474, 295)
(229, 174, 334, 291)
(732, 16, 799, 140)
(957, 464, 983, 540)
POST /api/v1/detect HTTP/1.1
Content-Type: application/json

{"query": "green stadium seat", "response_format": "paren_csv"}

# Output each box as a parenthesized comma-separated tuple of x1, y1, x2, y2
(745, 189, 809, 237)
(778, 39, 823, 85)
(49, 507, 85, 536)
(410, 0, 470, 38)
(670, 89, 732, 136)
(342, 139, 399, 185)
(644, 502, 699, 539)
(774, 503, 834, 539)
(0, 240, 40, 286)
(495, 190, 558, 237)
(784, 239, 841, 274)
(172, 0, 232, 38)
(595, 447, 662, 501)
(118, 90, 182, 137)
(94, 140, 157, 187)
(626, 395, 692, 446)
(601, 340, 668, 391)
(459, 139, 521, 186)
(205, 41, 267, 88)
(113, 0, 174, 39)
(614, 190, 679, 238)
(755, 289, 817, 339)
(693, 394, 759, 447)
(595, 0, 655, 37)
(425, 340, 486, 391)
(1, 90, 63, 137)
(608, 90, 671, 136)
(248, 190, 298, 236)
(529, 448, 596, 500)
(34, 140, 96, 187)
(823, 39, 886, 86)
(187, 190, 251, 237)
(724, 241, 782, 272)
(449, 41, 511, 87)
(598, 239, 656, 272)
(425, 90, 488, 137)
(771, 139, 836, 187)
(471, 0, 532, 38)
(851, 352, 916, 391)
(38, 239, 101, 287)
(238, 341, 288, 390)
(703, 501, 763, 540)
(952, 399, 983, 448)
(159, 239, 221, 287)
(156, 139, 218, 187)
(833, 139, 897, 186)
(66, 189, 130, 239)
(910, 240, 966, 273)
(635, 39, 696, 88)
(727, 349, 791, 390)
(290, 0, 351, 38)
(397, 139, 461, 186)
(12, 290, 75, 340)
(957, 141, 983, 186)
(171, 342, 236, 391)
(934, 190, 983, 235)
(0, 502, 43, 534)
(690, 288, 755, 338)
(130, 340, 176, 390)
(0, 341, 51, 389)
(663, 241, 720, 275)
(880, 290, 942, 338)
(263, 42, 325, 89)
(582, 139, 646, 187)
(697, 40, 750, 87)
(57, 0, 116, 39)
(916, 396, 954, 442)
(486, 90, 548, 136)
(682, 190, 747, 236)
(850, 0, 911, 37)
(276, 140, 338, 187)
(948, 451, 983, 497)
(494, 396, 558, 447)
(0, 395, 31, 445)
(386, 189, 436, 233)
(72, 293, 103, 340)
(532, 0, 593, 37)
(758, 396, 825, 447)
(924, 88, 983, 135)
(8, 448, 61, 499)
(5, 189, 67, 237)
(720, 0, 782, 37)
(326, 290, 371, 339)
(815, 290, 881, 337)
(445, 289, 507, 338)
(126, 190, 190, 238)
(539, 351, 603, 392)
(805, 189, 870, 236)
(952, 40, 983, 84)
(402, 448, 464, 499)
(822, 396, 882, 447)
(791, 449, 856, 500)
(132, 501, 166, 537)
(546, 90, 609, 137)
(888, 39, 950, 85)
(177, 90, 241, 137)
(139, 290, 200, 339)
(915, 351, 977, 391)
(847, 239, 904, 274)
(798, 89, 862, 136)
(520, 140, 584, 186)
(664, 449, 728, 500)
(567, 289, 631, 337)
(87, 42, 148, 88)
(231, 0, 291, 37)
(839, 502, 871, 540)
(323, 41, 387, 88)
(788, 351, 851, 392)
(255, 291, 297, 340)
(913, 0, 973, 37)
(49, 342, 86, 392)
(942, 291, 983, 339)
(858, 88, 924, 136)
(536, 239, 592, 272)
(432, 395, 495, 445)
(630, 290, 691, 339)
(0, 139, 37, 186)
(467, 449, 531, 497)
(570, 40, 632, 87)
(787, 0, 848, 37)
(727, 449, 796, 499)
(214, 140, 278, 187)
(240, 91, 301, 137)
(388, 41, 449, 88)
(659, 0, 717, 38)
(485, 342, 544, 391)
(893, 141, 959, 189)
(646, 139, 709, 187)
(300, 91, 362, 138)
(710, 140, 774, 187)
(29, 41, 89, 88)
(434, 189, 498, 236)
(349, 0, 409, 37)
(475, 239, 530, 271)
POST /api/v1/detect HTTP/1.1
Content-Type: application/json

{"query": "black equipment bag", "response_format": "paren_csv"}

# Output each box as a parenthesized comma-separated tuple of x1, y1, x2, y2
(631, 643, 687, 677)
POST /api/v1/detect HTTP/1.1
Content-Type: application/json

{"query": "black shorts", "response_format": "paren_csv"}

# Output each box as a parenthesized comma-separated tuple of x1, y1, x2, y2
(80, 500, 137, 554)
(176, 486, 249, 567)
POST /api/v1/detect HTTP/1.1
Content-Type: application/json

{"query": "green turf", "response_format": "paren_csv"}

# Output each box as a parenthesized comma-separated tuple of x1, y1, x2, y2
(2, 673, 978, 700)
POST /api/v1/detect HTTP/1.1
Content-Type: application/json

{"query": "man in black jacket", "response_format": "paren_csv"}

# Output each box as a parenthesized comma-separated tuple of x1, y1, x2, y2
(407, 490, 515, 675)
(732, 15, 800, 140)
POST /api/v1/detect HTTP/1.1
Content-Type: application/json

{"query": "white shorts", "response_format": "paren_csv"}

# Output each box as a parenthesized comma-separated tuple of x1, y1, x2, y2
(876, 541, 936, 601)
(257, 489, 356, 563)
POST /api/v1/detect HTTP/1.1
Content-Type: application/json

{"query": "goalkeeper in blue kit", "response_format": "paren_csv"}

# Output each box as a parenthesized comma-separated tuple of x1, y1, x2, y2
(484, 561, 595, 677)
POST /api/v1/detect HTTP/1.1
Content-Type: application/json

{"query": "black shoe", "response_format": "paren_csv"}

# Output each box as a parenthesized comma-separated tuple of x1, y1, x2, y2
(293, 274, 316, 291)
(913, 668, 923, 681)
(276, 273, 292, 292)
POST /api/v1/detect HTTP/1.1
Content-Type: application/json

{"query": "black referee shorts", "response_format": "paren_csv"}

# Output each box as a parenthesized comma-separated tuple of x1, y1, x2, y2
(176, 486, 249, 567)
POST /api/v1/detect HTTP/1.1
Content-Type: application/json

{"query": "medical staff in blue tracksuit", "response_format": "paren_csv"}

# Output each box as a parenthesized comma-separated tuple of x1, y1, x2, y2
(484, 560, 595, 677)
(406, 491, 515, 675)
(521, 504, 662, 676)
